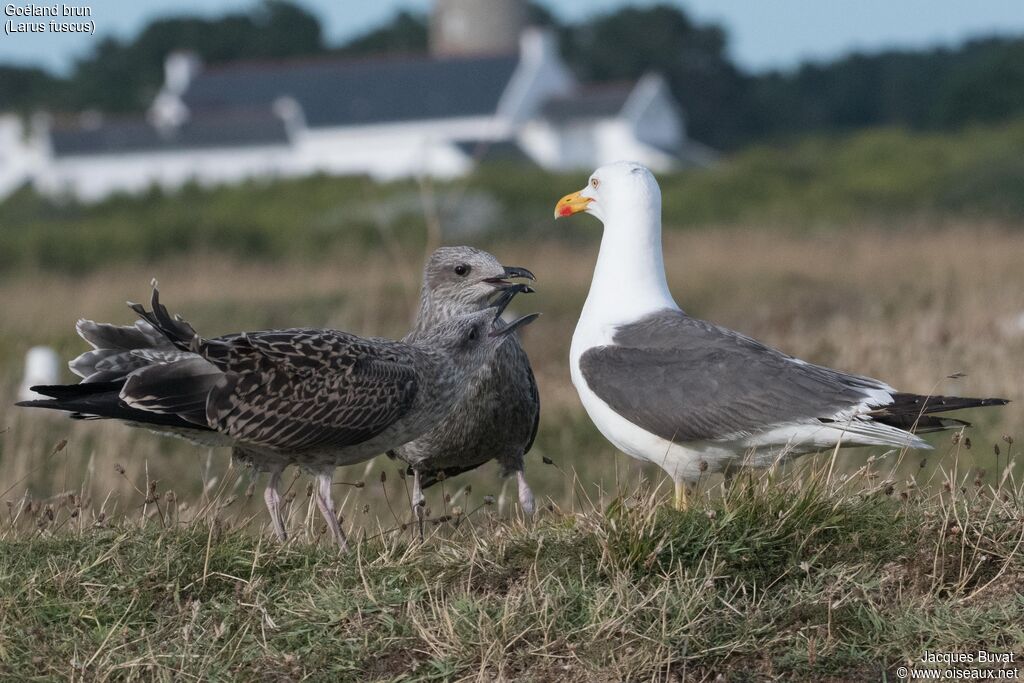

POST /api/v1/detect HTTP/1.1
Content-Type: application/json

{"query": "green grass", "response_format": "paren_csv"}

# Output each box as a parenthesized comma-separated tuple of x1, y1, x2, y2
(2, 119, 1024, 274)
(2, 461, 1022, 681)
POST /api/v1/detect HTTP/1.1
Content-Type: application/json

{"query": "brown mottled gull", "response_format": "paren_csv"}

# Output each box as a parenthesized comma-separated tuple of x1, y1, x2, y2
(18, 284, 537, 549)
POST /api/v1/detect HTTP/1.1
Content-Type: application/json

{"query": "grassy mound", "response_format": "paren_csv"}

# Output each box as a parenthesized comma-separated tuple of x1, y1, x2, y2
(2, 463, 1022, 681)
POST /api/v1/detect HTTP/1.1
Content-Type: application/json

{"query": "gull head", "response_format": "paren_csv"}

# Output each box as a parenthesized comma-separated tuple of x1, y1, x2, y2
(422, 246, 535, 312)
(423, 300, 539, 370)
(554, 161, 661, 228)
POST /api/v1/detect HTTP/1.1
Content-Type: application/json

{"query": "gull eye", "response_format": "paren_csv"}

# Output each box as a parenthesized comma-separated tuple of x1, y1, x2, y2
(590, 178, 600, 189)
(467, 327, 478, 342)
(454, 264, 470, 277)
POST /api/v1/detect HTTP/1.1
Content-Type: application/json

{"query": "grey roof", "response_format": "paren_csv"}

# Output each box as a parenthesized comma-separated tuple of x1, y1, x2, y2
(453, 139, 533, 164)
(182, 53, 519, 128)
(540, 83, 634, 123)
(50, 109, 288, 157)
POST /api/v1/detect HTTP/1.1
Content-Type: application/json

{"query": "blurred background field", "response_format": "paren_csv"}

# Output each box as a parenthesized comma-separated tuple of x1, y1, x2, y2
(3, 215, 1022, 536)
(2, 0, 1024, 538)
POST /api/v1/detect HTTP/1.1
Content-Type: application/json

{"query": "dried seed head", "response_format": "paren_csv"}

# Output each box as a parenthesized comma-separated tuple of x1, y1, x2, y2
(361, 504, 370, 514)
(379, 471, 387, 484)
(245, 481, 255, 498)
(444, 493, 451, 504)
(464, 485, 472, 495)
(919, 458, 928, 469)
(305, 482, 314, 497)
(354, 481, 365, 488)
(451, 506, 463, 517)
(52, 439, 67, 454)
(114, 463, 126, 475)
(165, 491, 176, 504)
(698, 460, 708, 472)
(542, 456, 554, 465)
(951, 432, 962, 445)
(994, 444, 1001, 456)
(964, 437, 972, 450)
(436, 471, 447, 482)
(483, 495, 495, 506)
(1003, 435, 1014, 445)
(884, 484, 894, 496)
(44, 505, 54, 521)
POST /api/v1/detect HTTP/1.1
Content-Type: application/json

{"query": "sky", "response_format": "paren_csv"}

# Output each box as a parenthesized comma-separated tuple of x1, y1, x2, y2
(2, 0, 1023, 75)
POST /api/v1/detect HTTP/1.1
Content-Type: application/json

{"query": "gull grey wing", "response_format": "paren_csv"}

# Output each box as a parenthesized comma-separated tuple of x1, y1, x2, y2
(203, 329, 420, 452)
(579, 309, 890, 444)
(71, 319, 187, 383)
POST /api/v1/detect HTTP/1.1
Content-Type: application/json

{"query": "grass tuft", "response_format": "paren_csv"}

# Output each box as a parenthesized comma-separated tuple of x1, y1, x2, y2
(2, 461, 1022, 681)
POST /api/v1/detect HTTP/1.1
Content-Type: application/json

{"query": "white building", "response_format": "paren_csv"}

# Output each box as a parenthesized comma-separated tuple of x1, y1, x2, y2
(0, 114, 44, 199)
(8, 0, 714, 203)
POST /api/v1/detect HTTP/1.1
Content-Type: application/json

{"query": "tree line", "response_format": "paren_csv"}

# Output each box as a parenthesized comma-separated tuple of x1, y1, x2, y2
(1, 1, 1021, 149)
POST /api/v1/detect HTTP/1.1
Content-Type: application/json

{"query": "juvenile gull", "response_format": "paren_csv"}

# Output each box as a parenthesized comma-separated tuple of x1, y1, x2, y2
(18, 284, 538, 547)
(388, 247, 540, 535)
(555, 162, 1008, 509)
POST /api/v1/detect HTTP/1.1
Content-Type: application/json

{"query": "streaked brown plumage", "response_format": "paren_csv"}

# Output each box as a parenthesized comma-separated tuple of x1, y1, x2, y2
(18, 283, 537, 549)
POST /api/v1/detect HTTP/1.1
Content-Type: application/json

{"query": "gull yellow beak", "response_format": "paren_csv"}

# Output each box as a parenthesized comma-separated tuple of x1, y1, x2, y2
(554, 190, 591, 219)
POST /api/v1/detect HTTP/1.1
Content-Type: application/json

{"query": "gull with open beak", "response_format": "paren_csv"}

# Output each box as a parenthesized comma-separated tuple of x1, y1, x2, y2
(389, 246, 542, 537)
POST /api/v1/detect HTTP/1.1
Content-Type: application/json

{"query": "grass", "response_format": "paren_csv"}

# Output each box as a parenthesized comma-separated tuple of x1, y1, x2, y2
(1, 451, 1022, 681)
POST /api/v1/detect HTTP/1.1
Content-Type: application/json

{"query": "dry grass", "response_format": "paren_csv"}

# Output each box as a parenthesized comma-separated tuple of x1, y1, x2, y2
(2, 222, 1021, 512)
(1, 451, 1022, 681)
(1, 221, 1023, 679)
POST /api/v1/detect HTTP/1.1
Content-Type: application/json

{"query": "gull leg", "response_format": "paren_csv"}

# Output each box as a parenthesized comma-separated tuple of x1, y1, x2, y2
(411, 469, 426, 541)
(516, 469, 535, 517)
(263, 465, 287, 542)
(674, 479, 689, 511)
(315, 471, 348, 552)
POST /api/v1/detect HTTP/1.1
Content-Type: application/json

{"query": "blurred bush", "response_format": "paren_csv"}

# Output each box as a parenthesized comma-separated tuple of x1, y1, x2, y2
(2, 119, 1022, 274)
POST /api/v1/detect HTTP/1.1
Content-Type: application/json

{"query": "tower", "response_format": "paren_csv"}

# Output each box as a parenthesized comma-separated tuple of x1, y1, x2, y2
(430, 0, 527, 57)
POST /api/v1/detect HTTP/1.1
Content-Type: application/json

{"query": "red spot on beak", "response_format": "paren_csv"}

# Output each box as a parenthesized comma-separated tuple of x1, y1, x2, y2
(559, 205, 574, 217)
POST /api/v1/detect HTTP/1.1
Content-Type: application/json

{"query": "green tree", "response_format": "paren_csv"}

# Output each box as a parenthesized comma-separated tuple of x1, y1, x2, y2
(557, 4, 753, 149)
(66, 0, 324, 111)
(337, 11, 427, 56)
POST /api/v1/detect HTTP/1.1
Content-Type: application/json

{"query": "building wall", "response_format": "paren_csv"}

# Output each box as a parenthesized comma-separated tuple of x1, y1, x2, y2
(36, 115, 510, 201)
(624, 77, 685, 152)
(294, 116, 508, 180)
(38, 145, 295, 202)
(0, 115, 38, 200)
(519, 117, 678, 172)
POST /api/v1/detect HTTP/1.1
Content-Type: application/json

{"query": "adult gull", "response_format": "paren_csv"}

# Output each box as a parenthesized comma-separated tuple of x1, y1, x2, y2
(555, 162, 1008, 509)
